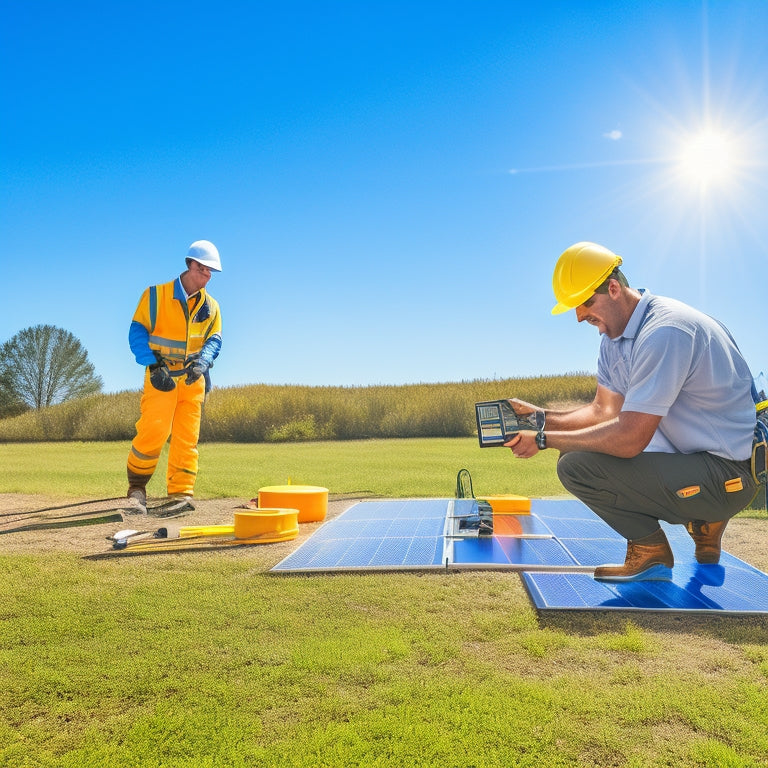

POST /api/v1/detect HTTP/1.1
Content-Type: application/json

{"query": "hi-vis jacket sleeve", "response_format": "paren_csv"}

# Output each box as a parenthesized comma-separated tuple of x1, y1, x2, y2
(129, 288, 157, 366)
(199, 333, 222, 366)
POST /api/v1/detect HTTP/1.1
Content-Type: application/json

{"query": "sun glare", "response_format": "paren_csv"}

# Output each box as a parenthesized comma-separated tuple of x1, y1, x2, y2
(677, 129, 739, 190)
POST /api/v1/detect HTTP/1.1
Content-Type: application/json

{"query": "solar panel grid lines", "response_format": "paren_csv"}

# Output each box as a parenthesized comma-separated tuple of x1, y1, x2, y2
(270, 498, 768, 616)
(273, 498, 450, 573)
(271, 498, 592, 574)
(523, 561, 768, 614)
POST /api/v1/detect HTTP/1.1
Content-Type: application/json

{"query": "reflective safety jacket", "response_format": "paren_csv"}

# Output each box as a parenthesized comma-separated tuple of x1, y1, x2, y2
(129, 277, 222, 369)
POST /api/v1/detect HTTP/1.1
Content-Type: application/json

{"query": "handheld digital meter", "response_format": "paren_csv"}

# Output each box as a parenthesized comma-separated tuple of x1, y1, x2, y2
(475, 400, 544, 448)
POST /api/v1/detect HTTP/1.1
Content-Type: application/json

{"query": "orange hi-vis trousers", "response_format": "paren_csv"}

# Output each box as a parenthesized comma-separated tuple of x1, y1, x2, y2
(127, 368, 206, 496)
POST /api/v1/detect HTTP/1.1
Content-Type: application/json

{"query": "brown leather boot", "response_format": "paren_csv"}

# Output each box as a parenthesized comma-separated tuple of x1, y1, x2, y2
(686, 519, 729, 564)
(594, 528, 674, 582)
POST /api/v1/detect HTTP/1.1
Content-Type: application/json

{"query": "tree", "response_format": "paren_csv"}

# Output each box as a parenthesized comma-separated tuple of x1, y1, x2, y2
(0, 367, 29, 417)
(0, 325, 103, 409)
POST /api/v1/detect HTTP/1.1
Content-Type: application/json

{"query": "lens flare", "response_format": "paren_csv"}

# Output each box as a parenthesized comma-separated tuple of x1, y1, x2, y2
(677, 129, 739, 190)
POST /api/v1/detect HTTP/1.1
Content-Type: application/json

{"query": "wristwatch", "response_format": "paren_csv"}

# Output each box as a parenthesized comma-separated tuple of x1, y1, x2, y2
(534, 410, 546, 450)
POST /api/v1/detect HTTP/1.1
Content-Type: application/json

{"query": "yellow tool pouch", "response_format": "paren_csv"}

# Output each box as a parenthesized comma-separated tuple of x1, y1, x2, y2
(724, 477, 744, 493)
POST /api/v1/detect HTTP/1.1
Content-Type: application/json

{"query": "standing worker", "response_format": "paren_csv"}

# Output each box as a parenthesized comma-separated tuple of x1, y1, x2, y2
(506, 242, 758, 581)
(125, 240, 223, 513)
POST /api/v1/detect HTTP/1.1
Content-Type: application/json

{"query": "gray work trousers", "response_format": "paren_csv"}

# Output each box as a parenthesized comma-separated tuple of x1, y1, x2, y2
(557, 450, 757, 540)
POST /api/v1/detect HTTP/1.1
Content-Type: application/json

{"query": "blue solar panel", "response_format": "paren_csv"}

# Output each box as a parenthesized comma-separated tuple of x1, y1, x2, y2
(272, 498, 584, 573)
(557, 537, 629, 567)
(451, 535, 579, 568)
(272, 499, 449, 572)
(532, 498, 600, 518)
(500, 514, 553, 537)
(523, 561, 768, 614)
(541, 516, 617, 539)
(271, 497, 768, 615)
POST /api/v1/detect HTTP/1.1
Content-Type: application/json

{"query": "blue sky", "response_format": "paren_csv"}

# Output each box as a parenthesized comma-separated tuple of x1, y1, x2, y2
(2, 1, 767, 394)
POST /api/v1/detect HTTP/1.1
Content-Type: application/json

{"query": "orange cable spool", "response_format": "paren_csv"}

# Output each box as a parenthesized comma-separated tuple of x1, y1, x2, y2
(234, 508, 299, 540)
(257, 485, 329, 523)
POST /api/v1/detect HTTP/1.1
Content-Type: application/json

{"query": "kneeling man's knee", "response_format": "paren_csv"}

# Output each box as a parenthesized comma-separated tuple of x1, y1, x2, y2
(556, 451, 590, 492)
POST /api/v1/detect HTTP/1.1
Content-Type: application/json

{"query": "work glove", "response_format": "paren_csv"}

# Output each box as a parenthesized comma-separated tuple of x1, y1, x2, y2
(149, 352, 176, 392)
(184, 357, 210, 386)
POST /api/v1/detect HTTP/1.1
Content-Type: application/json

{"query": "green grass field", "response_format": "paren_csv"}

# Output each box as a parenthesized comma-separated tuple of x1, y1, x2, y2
(0, 438, 562, 500)
(2, 439, 768, 767)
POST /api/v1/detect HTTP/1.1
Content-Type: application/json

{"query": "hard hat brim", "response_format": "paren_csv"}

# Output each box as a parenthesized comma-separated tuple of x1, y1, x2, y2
(187, 240, 222, 272)
(551, 301, 574, 315)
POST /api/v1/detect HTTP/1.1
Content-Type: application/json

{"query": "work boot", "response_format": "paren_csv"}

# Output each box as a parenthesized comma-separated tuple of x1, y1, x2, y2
(594, 528, 674, 582)
(149, 494, 195, 518)
(167, 494, 195, 509)
(686, 519, 729, 564)
(125, 487, 147, 515)
(126, 469, 150, 514)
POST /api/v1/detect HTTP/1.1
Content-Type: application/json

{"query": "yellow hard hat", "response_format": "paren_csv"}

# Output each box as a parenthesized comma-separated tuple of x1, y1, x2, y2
(551, 242, 623, 314)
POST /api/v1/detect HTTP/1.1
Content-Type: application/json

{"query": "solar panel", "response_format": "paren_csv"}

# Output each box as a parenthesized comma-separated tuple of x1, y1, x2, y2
(271, 498, 586, 574)
(270, 497, 768, 616)
(271, 499, 449, 572)
(523, 561, 768, 614)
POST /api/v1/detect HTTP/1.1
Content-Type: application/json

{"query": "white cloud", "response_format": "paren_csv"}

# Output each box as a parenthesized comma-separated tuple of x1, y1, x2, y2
(604, 129, 623, 141)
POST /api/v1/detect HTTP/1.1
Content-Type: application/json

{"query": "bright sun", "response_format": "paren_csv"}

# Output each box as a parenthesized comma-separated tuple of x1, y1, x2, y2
(677, 128, 739, 190)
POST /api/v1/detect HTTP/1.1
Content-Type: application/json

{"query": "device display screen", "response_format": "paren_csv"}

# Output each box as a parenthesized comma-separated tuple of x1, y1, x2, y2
(476, 400, 519, 447)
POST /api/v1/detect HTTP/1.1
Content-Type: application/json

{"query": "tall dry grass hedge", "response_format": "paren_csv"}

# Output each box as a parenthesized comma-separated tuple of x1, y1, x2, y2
(0, 374, 596, 443)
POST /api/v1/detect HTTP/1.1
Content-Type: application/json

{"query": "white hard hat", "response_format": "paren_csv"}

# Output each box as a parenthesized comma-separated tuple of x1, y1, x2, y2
(187, 240, 222, 272)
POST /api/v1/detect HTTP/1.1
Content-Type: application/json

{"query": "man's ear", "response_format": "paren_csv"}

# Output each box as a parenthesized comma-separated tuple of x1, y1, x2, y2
(608, 278, 622, 299)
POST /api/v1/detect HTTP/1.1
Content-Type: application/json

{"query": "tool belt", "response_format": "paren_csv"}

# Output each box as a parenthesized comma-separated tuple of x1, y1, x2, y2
(164, 360, 187, 374)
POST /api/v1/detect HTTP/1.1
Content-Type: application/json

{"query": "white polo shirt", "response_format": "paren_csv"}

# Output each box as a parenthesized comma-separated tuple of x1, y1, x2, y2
(597, 291, 755, 460)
